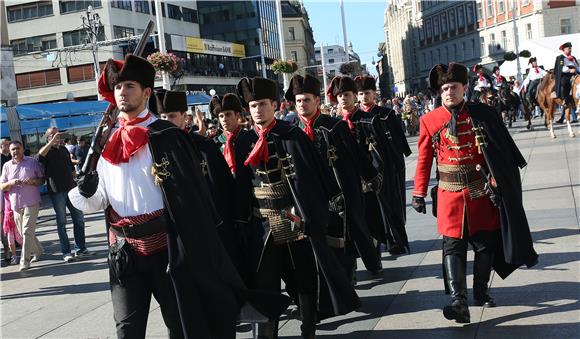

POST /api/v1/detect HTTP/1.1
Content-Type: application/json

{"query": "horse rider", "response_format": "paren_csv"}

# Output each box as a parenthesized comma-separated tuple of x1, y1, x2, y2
(491, 66, 508, 93)
(470, 64, 493, 103)
(522, 57, 546, 118)
(553, 42, 580, 123)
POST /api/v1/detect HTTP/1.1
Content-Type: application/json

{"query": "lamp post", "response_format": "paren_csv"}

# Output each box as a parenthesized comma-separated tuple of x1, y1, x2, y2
(511, 0, 522, 82)
(275, 0, 289, 90)
(154, 0, 170, 89)
(82, 5, 102, 99)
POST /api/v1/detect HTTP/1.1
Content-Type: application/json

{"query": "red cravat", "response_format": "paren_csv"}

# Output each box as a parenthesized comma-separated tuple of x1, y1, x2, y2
(102, 113, 151, 165)
(244, 120, 277, 167)
(565, 54, 574, 61)
(478, 72, 484, 82)
(534, 66, 539, 74)
(341, 107, 357, 131)
(298, 110, 320, 141)
(360, 103, 375, 113)
(224, 126, 240, 173)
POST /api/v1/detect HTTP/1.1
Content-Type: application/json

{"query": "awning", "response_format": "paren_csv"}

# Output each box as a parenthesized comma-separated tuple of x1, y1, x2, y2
(186, 93, 212, 105)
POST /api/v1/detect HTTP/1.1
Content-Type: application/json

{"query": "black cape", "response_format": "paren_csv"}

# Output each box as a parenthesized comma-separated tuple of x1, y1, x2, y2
(553, 54, 578, 97)
(467, 102, 539, 278)
(300, 114, 383, 272)
(147, 120, 290, 338)
(253, 120, 361, 319)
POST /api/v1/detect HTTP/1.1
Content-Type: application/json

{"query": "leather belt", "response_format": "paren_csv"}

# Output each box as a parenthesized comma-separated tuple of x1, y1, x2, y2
(438, 170, 481, 185)
(109, 214, 168, 239)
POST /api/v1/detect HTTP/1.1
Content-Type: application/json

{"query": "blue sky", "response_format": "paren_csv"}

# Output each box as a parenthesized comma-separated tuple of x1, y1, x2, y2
(303, 0, 389, 76)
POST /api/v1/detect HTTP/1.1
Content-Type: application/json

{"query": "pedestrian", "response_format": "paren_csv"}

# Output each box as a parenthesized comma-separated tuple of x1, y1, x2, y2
(237, 76, 360, 338)
(1, 138, 12, 262)
(38, 127, 91, 263)
(412, 63, 538, 324)
(74, 138, 90, 172)
(288, 74, 383, 280)
(69, 56, 288, 338)
(0, 141, 44, 271)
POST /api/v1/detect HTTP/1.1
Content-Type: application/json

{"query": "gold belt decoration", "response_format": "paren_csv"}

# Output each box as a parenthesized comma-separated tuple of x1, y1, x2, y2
(258, 208, 305, 245)
(437, 163, 487, 199)
(448, 155, 474, 162)
(446, 142, 473, 150)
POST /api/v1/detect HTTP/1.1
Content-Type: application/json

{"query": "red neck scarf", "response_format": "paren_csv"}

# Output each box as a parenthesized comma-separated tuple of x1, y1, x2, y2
(341, 106, 357, 131)
(495, 73, 502, 84)
(224, 126, 241, 173)
(102, 113, 151, 165)
(360, 103, 375, 113)
(244, 120, 277, 167)
(478, 72, 484, 82)
(298, 110, 320, 141)
(533, 66, 540, 74)
(565, 54, 574, 61)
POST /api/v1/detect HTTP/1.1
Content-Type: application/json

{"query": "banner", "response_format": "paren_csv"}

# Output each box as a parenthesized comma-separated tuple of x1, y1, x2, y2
(171, 35, 245, 58)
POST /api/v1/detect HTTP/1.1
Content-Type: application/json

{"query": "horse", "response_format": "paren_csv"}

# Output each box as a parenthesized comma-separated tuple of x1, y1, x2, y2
(537, 71, 579, 138)
(497, 86, 520, 128)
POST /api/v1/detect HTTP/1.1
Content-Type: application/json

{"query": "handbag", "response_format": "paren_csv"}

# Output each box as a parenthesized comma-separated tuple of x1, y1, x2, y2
(108, 237, 136, 286)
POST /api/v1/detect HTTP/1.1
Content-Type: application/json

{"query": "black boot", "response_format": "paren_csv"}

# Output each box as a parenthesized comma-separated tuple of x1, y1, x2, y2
(257, 321, 278, 339)
(473, 251, 496, 307)
(443, 255, 471, 323)
(298, 294, 317, 339)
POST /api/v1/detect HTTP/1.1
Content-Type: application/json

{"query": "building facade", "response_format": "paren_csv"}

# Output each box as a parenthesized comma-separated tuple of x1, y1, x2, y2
(476, 0, 580, 66)
(281, 0, 316, 77)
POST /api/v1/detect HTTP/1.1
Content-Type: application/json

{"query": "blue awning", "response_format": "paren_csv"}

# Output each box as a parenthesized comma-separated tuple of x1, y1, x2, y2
(187, 94, 212, 105)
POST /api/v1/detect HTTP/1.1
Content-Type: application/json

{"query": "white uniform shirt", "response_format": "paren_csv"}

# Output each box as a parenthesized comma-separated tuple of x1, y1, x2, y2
(474, 75, 491, 91)
(522, 67, 546, 88)
(69, 109, 164, 217)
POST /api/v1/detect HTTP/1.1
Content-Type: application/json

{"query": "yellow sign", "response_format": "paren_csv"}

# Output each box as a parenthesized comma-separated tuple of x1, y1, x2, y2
(183, 37, 245, 58)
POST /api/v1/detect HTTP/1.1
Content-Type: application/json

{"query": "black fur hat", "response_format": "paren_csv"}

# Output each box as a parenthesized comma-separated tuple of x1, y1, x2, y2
(326, 76, 357, 102)
(284, 74, 321, 102)
(210, 93, 243, 117)
(428, 63, 468, 91)
(149, 89, 187, 115)
(105, 54, 155, 90)
(236, 77, 278, 107)
(354, 76, 376, 92)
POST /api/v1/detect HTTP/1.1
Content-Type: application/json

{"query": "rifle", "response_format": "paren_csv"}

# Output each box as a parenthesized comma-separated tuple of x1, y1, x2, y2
(80, 20, 155, 175)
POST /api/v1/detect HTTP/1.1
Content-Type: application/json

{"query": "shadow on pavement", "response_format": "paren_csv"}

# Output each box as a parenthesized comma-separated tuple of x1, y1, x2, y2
(0, 281, 110, 300)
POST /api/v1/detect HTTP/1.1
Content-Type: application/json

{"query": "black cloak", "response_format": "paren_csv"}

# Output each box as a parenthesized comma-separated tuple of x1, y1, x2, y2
(553, 54, 578, 97)
(146, 120, 290, 338)
(467, 102, 539, 277)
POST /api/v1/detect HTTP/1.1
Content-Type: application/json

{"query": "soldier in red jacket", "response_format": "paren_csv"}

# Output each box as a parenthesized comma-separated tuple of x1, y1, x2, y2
(411, 63, 538, 324)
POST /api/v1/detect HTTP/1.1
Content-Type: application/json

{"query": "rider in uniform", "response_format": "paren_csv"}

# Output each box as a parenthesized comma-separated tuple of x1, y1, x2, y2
(522, 57, 546, 116)
(412, 63, 538, 324)
(553, 42, 580, 123)
(470, 64, 493, 103)
(237, 77, 360, 338)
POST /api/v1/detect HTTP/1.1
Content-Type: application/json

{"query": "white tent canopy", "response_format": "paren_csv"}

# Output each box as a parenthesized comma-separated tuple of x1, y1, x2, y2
(499, 33, 580, 77)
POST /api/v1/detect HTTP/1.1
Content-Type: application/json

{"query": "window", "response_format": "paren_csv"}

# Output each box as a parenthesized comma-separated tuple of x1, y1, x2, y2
(182, 7, 198, 23)
(11, 34, 56, 56)
(329, 70, 335, 76)
(59, 1, 101, 14)
(476, 2, 483, 20)
(419, 26, 425, 40)
(113, 25, 135, 38)
(289, 27, 295, 41)
(167, 4, 181, 20)
(111, 0, 131, 11)
(327, 48, 334, 54)
(433, 17, 440, 36)
(63, 27, 104, 47)
(7, 1, 53, 22)
(426, 19, 432, 38)
(441, 14, 448, 34)
(526, 23, 532, 39)
(486, 0, 493, 18)
(457, 6, 465, 28)
(134, 1, 149, 14)
(67, 63, 97, 82)
(523, 0, 530, 5)
(16, 69, 61, 89)
(449, 10, 456, 31)
(498, 0, 505, 13)
(561, 19, 572, 35)
(480, 37, 486, 55)
(459, 42, 465, 60)
(329, 58, 335, 63)
(291, 51, 298, 62)
(151, 1, 165, 17)
(466, 3, 474, 25)
(490, 33, 496, 53)
(501, 30, 507, 49)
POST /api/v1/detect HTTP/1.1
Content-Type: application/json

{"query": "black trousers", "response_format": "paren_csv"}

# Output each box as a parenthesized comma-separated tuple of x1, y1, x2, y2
(558, 73, 574, 105)
(443, 229, 500, 259)
(110, 250, 184, 339)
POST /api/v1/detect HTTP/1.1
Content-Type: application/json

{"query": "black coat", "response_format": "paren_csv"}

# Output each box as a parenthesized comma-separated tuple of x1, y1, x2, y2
(467, 102, 539, 278)
(554, 54, 578, 97)
(302, 114, 382, 272)
(252, 120, 361, 319)
(147, 120, 290, 338)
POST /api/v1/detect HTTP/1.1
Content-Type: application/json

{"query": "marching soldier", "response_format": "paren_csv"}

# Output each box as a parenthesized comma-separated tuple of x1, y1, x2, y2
(412, 63, 538, 324)
(69, 56, 289, 338)
(286, 74, 383, 280)
(355, 76, 412, 246)
(328, 76, 410, 255)
(237, 77, 360, 338)
(149, 89, 247, 283)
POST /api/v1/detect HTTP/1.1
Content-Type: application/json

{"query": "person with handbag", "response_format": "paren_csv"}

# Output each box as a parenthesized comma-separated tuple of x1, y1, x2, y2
(412, 63, 538, 324)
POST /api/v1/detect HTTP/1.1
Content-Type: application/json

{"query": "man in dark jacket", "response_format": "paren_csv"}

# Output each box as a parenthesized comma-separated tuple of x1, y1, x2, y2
(237, 76, 360, 338)
(288, 74, 384, 279)
(412, 62, 538, 324)
(553, 42, 580, 123)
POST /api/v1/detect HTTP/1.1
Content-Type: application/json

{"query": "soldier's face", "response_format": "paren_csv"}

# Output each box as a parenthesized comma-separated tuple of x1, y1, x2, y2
(563, 47, 571, 55)
(160, 112, 186, 129)
(249, 99, 277, 126)
(440, 82, 466, 108)
(218, 110, 240, 133)
(357, 90, 375, 105)
(114, 81, 151, 116)
(337, 91, 356, 109)
(295, 93, 320, 118)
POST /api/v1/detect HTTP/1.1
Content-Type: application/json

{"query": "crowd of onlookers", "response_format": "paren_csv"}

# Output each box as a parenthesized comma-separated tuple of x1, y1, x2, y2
(1, 129, 93, 272)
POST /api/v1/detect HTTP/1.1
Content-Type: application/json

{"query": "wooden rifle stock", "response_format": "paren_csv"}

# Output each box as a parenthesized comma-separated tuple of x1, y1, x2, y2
(80, 20, 155, 175)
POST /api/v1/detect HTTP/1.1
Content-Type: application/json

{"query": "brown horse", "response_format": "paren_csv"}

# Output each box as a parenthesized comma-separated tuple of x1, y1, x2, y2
(537, 71, 579, 138)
